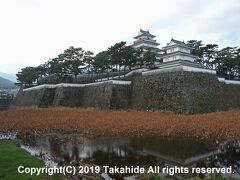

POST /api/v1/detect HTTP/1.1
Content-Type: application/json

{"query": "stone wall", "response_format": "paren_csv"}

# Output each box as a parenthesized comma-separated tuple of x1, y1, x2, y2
(130, 71, 185, 112)
(130, 71, 240, 114)
(81, 83, 112, 108)
(12, 71, 240, 114)
(12, 82, 131, 109)
(111, 84, 131, 109)
(53, 83, 132, 109)
(223, 84, 240, 109)
(39, 88, 56, 107)
(52, 87, 84, 107)
(12, 87, 46, 108)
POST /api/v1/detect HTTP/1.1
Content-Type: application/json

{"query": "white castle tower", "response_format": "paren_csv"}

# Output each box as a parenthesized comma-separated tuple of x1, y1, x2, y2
(132, 29, 160, 49)
(132, 29, 162, 61)
(161, 38, 197, 62)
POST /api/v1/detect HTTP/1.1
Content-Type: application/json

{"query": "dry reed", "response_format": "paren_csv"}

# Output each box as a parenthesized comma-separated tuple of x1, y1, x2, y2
(0, 108, 240, 145)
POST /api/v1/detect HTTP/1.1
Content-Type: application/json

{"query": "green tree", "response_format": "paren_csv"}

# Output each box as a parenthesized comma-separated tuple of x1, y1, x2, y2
(61, 46, 85, 79)
(108, 41, 126, 72)
(122, 46, 138, 71)
(35, 63, 48, 82)
(143, 49, 157, 69)
(93, 51, 110, 79)
(214, 47, 238, 79)
(83, 51, 94, 75)
(202, 44, 219, 69)
(187, 40, 204, 63)
(236, 48, 240, 78)
(47, 56, 66, 78)
(16, 67, 38, 87)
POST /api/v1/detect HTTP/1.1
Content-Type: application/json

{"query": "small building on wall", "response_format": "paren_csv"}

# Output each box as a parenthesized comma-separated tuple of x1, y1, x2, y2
(161, 38, 197, 62)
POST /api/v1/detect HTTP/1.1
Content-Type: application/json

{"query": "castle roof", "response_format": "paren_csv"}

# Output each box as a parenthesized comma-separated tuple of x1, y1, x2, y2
(170, 38, 185, 45)
(162, 38, 193, 50)
(134, 29, 156, 39)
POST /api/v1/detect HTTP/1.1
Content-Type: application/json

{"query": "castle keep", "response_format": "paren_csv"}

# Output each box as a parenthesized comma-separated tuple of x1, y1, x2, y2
(12, 30, 240, 114)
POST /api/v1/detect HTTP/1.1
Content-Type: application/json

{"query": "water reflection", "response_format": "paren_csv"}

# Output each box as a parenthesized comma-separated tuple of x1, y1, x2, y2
(18, 133, 240, 179)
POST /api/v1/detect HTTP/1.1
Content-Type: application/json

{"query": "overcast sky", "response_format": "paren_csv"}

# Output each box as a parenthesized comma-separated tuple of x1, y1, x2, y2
(0, 0, 239, 74)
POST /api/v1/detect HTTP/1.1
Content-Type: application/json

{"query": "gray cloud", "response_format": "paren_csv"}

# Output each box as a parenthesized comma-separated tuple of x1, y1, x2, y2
(0, 0, 239, 74)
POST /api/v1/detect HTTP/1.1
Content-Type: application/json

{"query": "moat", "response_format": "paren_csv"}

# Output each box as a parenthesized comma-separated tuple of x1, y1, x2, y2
(2, 133, 239, 179)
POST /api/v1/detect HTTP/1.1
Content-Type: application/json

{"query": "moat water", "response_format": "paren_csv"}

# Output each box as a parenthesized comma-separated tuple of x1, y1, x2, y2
(1, 133, 240, 179)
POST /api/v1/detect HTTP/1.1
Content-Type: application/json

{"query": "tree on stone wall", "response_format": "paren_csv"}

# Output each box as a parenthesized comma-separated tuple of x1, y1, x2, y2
(83, 51, 94, 75)
(108, 41, 126, 72)
(202, 44, 219, 69)
(93, 51, 110, 79)
(122, 46, 138, 72)
(17, 39, 240, 86)
(143, 49, 157, 69)
(214, 47, 240, 79)
(47, 56, 66, 78)
(61, 46, 85, 79)
(188, 40, 240, 79)
(187, 40, 204, 63)
(16, 67, 38, 87)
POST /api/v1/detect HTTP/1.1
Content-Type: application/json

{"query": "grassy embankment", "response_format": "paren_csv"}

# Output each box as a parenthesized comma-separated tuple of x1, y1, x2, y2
(0, 140, 61, 180)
